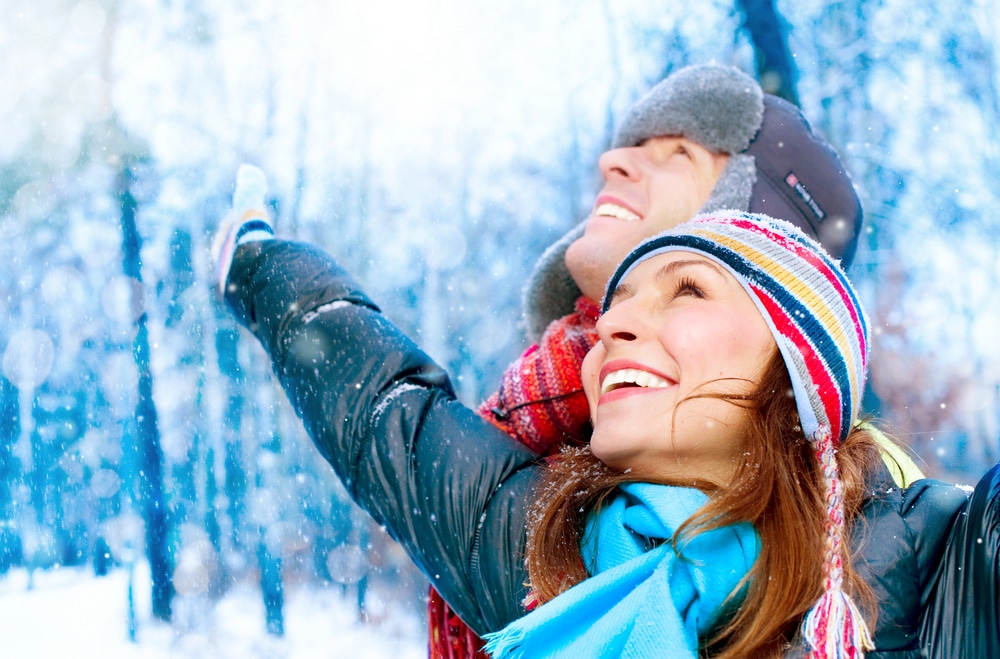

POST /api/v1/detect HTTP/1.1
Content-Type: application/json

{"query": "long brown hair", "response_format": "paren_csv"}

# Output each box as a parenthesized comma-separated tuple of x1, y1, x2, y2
(524, 351, 884, 658)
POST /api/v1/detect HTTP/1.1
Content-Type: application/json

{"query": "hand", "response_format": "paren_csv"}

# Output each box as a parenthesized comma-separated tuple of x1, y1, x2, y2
(211, 164, 273, 294)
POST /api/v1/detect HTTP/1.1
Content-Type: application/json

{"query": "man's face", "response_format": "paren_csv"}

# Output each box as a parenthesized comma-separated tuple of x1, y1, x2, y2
(565, 136, 730, 302)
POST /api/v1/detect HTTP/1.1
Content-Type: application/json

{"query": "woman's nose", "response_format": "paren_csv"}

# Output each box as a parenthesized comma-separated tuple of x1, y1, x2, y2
(596, 302, 640, 344)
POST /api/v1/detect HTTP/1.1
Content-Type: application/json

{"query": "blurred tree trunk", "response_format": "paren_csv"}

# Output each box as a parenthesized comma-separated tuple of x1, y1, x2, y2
(0, 376, 19, 573)
(258, 526, 285, 636)
(736, 0, 800, 106)
(214, 327, 248, 553)
(255, 396, 285, 636)
(119, 162, 174, 621)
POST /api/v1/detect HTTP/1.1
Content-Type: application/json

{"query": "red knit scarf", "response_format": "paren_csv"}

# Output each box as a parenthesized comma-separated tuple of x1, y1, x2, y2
(428, 298, 600, 659)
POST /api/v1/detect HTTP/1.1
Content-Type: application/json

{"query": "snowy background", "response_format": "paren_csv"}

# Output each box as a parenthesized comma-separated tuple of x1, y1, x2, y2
(0, 561, 425, 658)
(2, 0, 1000, 656)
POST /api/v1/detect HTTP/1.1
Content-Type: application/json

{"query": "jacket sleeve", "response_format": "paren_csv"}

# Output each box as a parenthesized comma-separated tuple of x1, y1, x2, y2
(225, 239, 540, 635)
(918, 463, 1000, 659)
(854, 470, 969, 656)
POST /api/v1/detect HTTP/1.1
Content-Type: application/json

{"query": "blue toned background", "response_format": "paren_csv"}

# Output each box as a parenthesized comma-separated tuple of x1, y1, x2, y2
(1, 0, 999, 655)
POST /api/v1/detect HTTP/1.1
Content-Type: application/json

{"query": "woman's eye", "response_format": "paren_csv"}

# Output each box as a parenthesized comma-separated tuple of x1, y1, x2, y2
(671, 276, 704, 299)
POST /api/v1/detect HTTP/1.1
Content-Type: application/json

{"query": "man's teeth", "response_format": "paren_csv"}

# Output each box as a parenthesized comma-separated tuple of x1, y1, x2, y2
(594, 203, 641, 222)
(601, 368, 671, 394)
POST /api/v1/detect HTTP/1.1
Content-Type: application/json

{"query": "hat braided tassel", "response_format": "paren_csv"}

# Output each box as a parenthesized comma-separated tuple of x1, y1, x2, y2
(802, 427, 874, 659)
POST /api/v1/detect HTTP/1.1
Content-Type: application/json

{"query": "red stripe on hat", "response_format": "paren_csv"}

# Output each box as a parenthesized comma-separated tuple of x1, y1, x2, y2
(752, 284, 844, 442)
(727, 218, 867, 369)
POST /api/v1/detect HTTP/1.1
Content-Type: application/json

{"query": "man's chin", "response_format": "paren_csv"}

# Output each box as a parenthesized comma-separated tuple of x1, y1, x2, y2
(565, 239, 629, 302)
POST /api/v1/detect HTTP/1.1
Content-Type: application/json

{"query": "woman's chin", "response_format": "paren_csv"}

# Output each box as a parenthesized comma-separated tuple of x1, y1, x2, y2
(590, 446, 640, 476)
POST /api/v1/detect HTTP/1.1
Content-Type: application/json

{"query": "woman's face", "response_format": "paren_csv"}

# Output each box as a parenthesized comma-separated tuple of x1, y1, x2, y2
(581, 251, 777, 487)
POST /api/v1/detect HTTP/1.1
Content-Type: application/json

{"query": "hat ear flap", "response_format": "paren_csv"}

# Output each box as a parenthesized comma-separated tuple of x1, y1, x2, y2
(521, 221, 586, 343)
(746, 95, 864, 267)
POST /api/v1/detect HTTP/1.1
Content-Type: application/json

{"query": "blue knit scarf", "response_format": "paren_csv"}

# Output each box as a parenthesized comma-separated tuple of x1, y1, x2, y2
(483, 483, 759, 658)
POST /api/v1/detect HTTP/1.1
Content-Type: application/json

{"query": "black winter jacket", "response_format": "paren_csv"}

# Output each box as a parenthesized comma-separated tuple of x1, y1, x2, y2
(226, 239, 995, 658)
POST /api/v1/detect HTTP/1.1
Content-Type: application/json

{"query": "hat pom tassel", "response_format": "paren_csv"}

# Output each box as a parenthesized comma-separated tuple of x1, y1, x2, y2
(802, 588, 874, 659)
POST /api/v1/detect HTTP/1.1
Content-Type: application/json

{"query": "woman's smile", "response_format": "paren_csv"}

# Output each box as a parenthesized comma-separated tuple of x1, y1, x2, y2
(598, 359, 676, 405)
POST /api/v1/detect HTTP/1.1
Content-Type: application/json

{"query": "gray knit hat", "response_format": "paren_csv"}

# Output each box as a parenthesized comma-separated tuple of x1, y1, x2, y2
(521, 64, 864, 342)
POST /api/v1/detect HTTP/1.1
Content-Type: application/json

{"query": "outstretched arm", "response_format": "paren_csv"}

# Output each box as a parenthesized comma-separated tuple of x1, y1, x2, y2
(222, 236, 541, 636)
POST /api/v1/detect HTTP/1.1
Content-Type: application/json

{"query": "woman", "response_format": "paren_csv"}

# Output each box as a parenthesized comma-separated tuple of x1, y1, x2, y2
(487, 213, 880, 657)
(220, 209, 990, 657)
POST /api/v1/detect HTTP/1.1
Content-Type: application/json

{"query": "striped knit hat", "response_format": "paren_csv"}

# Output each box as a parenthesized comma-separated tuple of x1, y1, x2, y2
(603, 211, 872, 658)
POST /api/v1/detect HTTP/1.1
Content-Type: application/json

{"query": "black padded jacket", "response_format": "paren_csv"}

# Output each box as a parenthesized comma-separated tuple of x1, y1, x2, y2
(226, 239, 993, 658)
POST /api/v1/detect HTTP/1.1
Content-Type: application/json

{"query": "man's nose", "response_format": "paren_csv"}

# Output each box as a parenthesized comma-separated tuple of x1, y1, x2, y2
(598, 147, 641, 182)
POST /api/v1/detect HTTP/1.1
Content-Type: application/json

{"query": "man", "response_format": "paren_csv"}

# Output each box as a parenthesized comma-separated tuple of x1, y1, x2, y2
(214, 64, 926, 658)
(524, 63, 861, 341)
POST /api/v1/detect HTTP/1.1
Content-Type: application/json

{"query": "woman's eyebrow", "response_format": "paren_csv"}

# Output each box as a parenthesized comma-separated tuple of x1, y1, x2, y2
(607, 259, 726, 305)
(653, 259, 726, 282)
(606, 281, 634, 306)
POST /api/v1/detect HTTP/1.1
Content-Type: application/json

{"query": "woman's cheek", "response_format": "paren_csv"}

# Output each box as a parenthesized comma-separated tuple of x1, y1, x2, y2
(581, 343, 605, 412)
